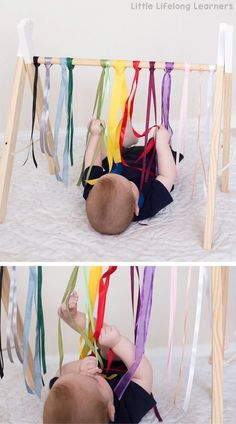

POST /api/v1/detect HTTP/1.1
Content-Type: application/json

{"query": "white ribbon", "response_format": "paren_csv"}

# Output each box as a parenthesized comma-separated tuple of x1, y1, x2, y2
(176, 63, 190, 171)
(183, 266, 207, 412)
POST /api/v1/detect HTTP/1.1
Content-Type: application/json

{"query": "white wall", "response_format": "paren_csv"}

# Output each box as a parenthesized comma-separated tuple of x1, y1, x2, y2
(1, 266, 236, 357)
(0, 0, 235, 135)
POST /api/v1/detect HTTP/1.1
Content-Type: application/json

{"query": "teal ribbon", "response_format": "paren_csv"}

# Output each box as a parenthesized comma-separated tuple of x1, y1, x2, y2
(23, 266, 46, 398)
(67, 58, 74, 167)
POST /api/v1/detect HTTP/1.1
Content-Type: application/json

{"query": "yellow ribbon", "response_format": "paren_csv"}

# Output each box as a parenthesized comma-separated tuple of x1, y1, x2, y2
(79, 266, 102, 359)
(107, 60, 128, 170)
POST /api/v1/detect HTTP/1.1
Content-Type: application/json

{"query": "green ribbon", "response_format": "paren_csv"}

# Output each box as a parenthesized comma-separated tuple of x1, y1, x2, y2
(58, 267, 103, 374)
(67, 58, 74, 167)
(77, 60, 110, 186)
(37, 266, 46, 375)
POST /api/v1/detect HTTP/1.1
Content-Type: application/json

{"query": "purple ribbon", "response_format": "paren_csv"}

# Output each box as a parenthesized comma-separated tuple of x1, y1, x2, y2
(130, 266, 141, 343)
(140, 62, 157, 190)
(161, 62, 174, 139)
(114, 266, 155, 399)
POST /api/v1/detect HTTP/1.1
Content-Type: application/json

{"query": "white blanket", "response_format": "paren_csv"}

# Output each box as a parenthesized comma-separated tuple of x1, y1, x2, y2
(0, 128, 235, 261)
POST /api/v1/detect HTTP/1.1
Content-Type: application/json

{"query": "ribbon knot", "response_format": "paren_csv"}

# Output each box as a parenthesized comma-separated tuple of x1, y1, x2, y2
(33, 56, 40, 68)
(165, 62, 174, 73)
(67, 58, 74, 70)
(101, 59, 110, 68)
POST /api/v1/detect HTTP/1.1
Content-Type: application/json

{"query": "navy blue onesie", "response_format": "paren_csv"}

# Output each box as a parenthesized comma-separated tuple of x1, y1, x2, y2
(49, 357, 162, 423)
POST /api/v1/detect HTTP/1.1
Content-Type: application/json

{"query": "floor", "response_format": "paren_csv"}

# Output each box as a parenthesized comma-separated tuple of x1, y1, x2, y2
(0, 127, 236, 261)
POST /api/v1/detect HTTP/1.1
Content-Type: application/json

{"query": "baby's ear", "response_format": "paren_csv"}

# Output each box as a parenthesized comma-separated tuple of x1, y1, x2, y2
(108, 402, 115, 422)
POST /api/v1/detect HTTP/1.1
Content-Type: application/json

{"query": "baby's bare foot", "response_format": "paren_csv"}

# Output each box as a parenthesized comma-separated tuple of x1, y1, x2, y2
(58, 291, 81, 327)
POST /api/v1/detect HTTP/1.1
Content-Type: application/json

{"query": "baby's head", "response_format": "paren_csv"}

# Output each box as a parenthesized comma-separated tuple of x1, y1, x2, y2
(86, 174, 139, 234)
(43, 373, 115, 424)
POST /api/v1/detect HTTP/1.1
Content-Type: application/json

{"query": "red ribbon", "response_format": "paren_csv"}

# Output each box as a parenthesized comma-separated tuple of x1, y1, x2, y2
(94, 266, 118, 340)
(119, 61, 160, 189)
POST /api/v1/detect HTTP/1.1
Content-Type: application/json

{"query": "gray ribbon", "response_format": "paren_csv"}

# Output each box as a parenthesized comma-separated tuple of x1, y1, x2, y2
(6, 267, 23, 364)
(40, 57, 53, 156)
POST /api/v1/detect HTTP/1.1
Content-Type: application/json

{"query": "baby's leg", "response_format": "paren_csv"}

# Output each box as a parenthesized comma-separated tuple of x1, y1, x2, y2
(58, 293, 120, 361)
(84, 119, 105, 169)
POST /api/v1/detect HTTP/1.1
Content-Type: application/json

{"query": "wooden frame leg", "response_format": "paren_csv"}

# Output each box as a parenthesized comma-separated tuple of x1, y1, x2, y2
(0, 58, 26, 223)
(0, 59, 56, 223)
(1, 266, 35, 390)
(212, 267, 224, 424)
(204, 66, 224, 250)
(221, 73, 233, 192)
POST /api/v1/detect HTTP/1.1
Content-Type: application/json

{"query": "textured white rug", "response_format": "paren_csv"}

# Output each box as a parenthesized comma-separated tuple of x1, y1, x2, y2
(0, 127, 236, 261)
(0, 350, 235, 424)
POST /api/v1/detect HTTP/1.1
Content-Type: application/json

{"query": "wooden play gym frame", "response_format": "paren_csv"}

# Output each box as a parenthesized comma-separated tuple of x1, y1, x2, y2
(0, 19, 234, 249)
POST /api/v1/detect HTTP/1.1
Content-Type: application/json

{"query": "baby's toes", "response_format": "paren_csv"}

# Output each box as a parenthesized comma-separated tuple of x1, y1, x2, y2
(68, 292, 78, 310)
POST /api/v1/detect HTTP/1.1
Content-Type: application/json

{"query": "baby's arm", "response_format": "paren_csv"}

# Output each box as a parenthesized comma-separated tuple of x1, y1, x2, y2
(99, 325, 153, 394)
(84, 119, 106, 169)
(155, 125, 176, 191)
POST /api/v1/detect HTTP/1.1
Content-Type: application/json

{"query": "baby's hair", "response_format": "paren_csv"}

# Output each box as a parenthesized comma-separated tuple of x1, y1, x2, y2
(86, 175, 136, 234)
(43, 380, 109, 424)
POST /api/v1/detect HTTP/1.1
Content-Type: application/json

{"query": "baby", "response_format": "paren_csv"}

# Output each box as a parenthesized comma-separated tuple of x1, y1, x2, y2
(82, 119, 183, 234)
(43, 292, 162, 423)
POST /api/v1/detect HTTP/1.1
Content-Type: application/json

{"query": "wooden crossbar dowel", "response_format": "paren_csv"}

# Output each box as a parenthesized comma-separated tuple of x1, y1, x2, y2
(212, 267, 224, 424)
(37, 57, 214, 72)
(1, 266, 35, 390)
(203, 65, 224, 250)
(221, 73, 233, 192)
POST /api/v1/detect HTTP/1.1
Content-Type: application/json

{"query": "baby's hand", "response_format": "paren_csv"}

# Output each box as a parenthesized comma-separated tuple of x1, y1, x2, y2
(98, 325, 121, 349)
(89, 119, 106, 136)
(155, 125, 170, 146)
(79, 357, 102, 376)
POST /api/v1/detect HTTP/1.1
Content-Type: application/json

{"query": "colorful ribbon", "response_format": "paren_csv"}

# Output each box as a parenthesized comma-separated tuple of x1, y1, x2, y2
(58, 267, 104, 373)
(40, 57, 53, 156)
(37, 266, 46, 376)
(24, 56, 40, 167)
(23, 267, 39, 396)
(161, 62, 174, 139)
(53, 58, 69, 184)
(93, 266, 118, 340)
(173, 267, 192, 405)
(176, 63, 190, 170)
(0, 266, 4, 379)
(191, 72, 207, 199)
(6, 266, 23, 364)
(106, 60, 128, 170)
(183, 266, 206, 412)
(67, 58, 74, 168)
(77, 60, 110, 186)
(205, 65, 216, 144)
(119, 61, 159, 184)
(114, 266, 155, 399)
(79, 266, 102, 360)
(130, 266, 141, 343)
(167, 267, 177, 385)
